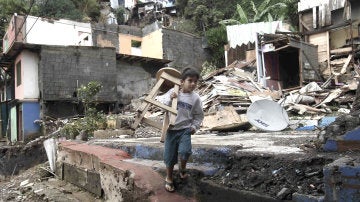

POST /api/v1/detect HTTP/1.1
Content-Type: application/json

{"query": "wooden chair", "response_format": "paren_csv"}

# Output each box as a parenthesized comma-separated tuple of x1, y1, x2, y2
(131, 68, 181, 142)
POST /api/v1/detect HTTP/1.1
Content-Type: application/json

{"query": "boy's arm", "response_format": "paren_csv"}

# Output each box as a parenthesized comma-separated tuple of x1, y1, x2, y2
(156, 88, 174, 106)
(191, 98, 204, 132)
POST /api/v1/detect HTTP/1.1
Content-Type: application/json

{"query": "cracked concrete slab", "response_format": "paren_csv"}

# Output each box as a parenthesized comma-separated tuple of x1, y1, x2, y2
(90, 131, 317, 156)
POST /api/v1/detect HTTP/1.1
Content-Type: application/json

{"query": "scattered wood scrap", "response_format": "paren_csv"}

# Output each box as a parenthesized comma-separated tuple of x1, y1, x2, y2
(202, 106, 249, 131)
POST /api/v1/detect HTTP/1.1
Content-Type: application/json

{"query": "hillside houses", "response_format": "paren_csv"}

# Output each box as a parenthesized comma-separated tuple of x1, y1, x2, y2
(0, 14, 209, 142)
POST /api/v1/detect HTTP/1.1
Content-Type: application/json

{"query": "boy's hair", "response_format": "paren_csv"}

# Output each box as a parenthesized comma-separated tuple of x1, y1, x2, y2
(181, 68, 200, 80)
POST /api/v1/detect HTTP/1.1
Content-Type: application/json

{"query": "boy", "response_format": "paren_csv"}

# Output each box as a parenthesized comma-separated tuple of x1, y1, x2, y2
(158, 68, 204, 192)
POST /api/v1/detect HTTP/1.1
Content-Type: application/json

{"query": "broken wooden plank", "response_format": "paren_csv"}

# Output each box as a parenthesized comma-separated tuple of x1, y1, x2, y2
(330, 58, 348, 66)
(202, 106, 249, 131)
(330, 47, 352, 55)
(247, 76, 262, 92)
(331, 54, 352, 76)
(340, 54, 352, 74)
(288, 103, 326, 115)
(315, 88, 343, 107)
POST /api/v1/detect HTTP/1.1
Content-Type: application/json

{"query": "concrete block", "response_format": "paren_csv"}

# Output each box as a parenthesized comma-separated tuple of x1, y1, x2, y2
(63, 163, 102, 196)
(58, 146, 101, 171)
(57, 141, 193, 201)
(292, 192, 324, 202)
(323, 140, 338, 152)
(93, 129, 134, 139)
(323, 157, 360, 201)
(343, 128, 360, 141)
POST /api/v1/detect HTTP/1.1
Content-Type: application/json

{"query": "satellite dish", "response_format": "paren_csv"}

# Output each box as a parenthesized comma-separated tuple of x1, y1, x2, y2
(246, 99, 289, 131)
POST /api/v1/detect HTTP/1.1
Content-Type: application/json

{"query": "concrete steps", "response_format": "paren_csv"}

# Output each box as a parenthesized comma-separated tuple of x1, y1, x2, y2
(57, 140, 282, 202)
(57, 141, 195, 201)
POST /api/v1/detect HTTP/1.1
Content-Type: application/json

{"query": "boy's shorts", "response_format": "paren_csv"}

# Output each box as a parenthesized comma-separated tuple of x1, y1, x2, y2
(164, 128, 192, 167)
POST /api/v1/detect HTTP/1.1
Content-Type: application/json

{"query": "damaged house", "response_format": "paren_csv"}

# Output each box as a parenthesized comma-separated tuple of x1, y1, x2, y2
(298, 0, 360, 82)
(226, 21, 320, 90)
(0, 15, 117, 142)
(93, 21, 209, 102)
(0, 14, 208, 142)
(128, 0, 177, 27)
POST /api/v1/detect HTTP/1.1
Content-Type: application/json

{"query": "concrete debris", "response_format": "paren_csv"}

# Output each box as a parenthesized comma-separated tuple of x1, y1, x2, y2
(0, 162, 101, 202)
(194, 58, 357, 132)
(276, 187, 291, 200)
(20, 179, 30, 187)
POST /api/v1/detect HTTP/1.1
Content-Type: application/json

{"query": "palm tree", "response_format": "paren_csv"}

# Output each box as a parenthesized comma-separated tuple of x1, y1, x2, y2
(220, 0, 287, 25)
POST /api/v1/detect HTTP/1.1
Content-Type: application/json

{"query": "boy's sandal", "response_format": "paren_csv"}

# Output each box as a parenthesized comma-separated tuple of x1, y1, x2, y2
(165, 178, 175, 192)
(179, 170, 189, 180)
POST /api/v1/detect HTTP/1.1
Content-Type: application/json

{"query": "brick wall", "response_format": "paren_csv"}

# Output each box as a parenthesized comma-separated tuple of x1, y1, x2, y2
(39, 46, 117, 102)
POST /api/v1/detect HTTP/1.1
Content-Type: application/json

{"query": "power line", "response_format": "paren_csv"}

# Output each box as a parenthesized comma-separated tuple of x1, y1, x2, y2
(13, 0, 36, 43)
(22, 0, 50, 41)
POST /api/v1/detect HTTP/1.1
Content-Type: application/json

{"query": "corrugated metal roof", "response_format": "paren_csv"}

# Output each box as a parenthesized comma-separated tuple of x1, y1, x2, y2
(226, 21, 285, 48)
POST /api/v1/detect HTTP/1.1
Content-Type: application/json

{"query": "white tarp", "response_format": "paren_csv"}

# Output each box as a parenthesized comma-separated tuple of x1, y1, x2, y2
(226, 21, 283, 48)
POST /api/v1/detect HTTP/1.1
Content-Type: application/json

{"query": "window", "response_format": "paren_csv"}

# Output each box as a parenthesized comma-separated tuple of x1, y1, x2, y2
(16, 61, 21, 86)
(131, 40, 141, 48)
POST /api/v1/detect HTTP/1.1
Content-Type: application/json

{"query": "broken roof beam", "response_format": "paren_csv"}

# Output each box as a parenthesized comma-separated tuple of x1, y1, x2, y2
(332, 54, 352, 76)
(273, 45, 291, 52)
(261, 36, 289, 46)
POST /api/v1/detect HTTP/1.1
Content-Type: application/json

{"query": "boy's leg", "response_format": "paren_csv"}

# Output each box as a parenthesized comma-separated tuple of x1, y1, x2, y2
(164, 130, 179, 191)
(166, 166, 174, 182)
(165, 165, 175, 192)
(179, 159, 189, 179)
(178, 129, 192, 178)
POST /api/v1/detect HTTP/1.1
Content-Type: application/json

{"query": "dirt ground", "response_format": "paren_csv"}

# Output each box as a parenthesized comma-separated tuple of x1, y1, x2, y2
(206, 154, 330, 200)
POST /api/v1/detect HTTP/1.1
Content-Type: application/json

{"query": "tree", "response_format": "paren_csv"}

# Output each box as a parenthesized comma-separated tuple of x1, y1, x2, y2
(61, 81, 106, 139)
(37, 0, 83, 21)
(221, 0, 287, 25)
(183, 0, 224, 33)
(205, 25, 227, 67)
(114, 6, 125, 25)
(71, 0, 100, 22)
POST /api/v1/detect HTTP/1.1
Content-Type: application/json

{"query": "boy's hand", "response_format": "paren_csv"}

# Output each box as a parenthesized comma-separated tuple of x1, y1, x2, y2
(170, 92, 177, 99)
(190, 127, 196, 134)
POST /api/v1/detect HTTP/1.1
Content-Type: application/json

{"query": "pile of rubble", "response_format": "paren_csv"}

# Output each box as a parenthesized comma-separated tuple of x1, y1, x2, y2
(197, 59, 358, 132)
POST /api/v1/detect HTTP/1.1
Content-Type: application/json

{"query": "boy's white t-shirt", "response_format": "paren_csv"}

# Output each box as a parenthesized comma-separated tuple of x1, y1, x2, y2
(157, 88, 204, 131)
